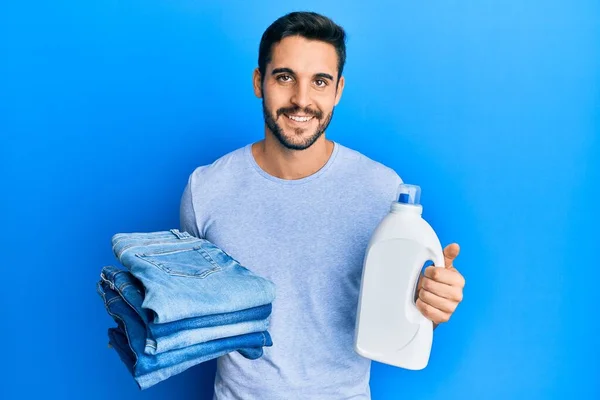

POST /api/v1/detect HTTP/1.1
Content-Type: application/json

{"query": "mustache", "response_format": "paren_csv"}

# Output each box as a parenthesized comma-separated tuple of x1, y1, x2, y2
(276, 105, 323, 120)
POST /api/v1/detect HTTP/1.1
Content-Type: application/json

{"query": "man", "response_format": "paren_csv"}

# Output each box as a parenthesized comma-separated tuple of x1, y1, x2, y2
(180, 11, 465, 400)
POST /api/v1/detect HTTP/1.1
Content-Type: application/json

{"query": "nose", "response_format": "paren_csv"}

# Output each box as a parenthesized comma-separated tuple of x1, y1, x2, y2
(290, 82, 312, 110)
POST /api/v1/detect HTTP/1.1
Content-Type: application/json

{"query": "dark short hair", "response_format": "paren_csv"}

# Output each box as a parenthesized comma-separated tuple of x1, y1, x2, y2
(258, 11, 347, 83)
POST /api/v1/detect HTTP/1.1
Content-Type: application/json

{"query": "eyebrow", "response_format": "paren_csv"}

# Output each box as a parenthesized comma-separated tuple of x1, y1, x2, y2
(271, 68, 334, 81)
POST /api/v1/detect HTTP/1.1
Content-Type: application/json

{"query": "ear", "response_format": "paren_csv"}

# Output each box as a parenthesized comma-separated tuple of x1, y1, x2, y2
(334, 75, 345, 106)
(253, 68, 263, 98)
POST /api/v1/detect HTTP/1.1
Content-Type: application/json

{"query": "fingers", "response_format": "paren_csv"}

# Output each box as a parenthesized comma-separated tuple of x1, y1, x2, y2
(420, 276, 463, 302)
(443, 243, 460, 268)
(418, 287, 457, 314)
(424, 266, 465, 288)
(416, 297, 451, 323)
(417, 243, 464, 325)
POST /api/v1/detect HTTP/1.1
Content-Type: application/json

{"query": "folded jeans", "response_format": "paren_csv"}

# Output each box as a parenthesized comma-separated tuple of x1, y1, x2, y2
(98, 279, 272, 390)
(100, 265, 272, 354)
(111, 229, 276, 324)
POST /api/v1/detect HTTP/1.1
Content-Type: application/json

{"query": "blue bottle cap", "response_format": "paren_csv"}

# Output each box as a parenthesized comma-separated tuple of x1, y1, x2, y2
(396, 184, 421, 205)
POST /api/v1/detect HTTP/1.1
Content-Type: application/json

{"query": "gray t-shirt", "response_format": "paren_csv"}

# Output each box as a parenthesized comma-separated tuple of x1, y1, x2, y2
(179, 141, 402, 399)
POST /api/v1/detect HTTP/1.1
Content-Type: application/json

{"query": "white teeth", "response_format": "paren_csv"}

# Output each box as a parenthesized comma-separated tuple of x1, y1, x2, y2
(287, 114, 312, 122)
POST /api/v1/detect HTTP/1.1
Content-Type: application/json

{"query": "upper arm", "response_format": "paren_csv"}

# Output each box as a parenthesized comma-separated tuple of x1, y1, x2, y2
(179, 173, 201, 238)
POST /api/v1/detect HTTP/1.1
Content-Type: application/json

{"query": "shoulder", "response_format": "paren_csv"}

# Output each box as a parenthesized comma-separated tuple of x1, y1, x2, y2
(335, 142, 403, 186)
(186, 145, 248, 189)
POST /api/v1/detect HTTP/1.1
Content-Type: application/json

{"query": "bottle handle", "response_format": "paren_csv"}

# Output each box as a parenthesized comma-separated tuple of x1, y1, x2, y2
(428, 245, 446, 271)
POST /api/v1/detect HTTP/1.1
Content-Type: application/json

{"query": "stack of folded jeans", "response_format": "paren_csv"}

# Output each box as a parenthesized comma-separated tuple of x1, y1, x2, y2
(96, 229, 276, 390)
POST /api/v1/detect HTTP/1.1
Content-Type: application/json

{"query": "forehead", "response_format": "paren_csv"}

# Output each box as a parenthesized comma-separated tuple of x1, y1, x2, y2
(268, 36, 338, 76)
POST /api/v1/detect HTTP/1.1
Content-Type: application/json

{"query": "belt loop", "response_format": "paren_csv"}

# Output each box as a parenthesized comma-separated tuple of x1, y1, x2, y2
(170, 229, 189, 240)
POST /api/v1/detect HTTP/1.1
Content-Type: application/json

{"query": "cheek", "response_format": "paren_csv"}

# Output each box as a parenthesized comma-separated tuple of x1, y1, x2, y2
(316, 99, 336, 116)
(262, 92, 280, 113)
(315, 91, 337, 108)
(264, 84, 290, 103)
(265, 96, 287, 116)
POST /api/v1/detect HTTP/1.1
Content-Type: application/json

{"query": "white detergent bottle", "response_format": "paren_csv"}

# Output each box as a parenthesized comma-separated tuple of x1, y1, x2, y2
(354, 183, 445, 370)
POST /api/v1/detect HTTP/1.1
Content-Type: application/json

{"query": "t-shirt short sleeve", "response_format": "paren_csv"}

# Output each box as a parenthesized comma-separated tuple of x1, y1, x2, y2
(179, 173, 201, 238)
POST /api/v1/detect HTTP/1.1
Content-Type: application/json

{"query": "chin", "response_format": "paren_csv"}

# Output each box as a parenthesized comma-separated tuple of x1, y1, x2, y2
(280, 134, 323, 151)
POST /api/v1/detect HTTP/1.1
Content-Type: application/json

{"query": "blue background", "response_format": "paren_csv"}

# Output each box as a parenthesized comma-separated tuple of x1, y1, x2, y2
(1, 1, 598, 399)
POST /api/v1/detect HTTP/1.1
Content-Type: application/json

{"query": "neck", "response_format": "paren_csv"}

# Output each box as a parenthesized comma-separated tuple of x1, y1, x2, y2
(251, 132, 334, 180)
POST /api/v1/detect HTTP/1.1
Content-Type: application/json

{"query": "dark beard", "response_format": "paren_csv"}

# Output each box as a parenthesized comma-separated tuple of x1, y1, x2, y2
(262, 100, 334, 151)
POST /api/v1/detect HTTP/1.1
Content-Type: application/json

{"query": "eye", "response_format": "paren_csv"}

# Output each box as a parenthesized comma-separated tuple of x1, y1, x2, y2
(277, 74, 293, 82)
(314, 79, 327, 87)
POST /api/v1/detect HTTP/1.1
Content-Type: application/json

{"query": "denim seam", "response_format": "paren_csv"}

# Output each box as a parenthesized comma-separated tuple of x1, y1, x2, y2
(96, 281, 106, 300)
(202, 246, 238, 270)
(136, 255, 218, 279)
(198, 247, 220, 269)
(108, 329, 137, 371)
(106, 296, 121, 306)
(98, 282, 139, 369)
(100, 276, 155, 342)
(114, 236, 198, 259)
(103, 308, 140, 370)
(136, 246, 203, 257)
(111, 231, 184, 251)
(100, 269, 118, 283)
(100, 269, 136, 293)
(170, 228, 190, 239)
(135, 247, 223, 279)
(117, 282, 134, 292)
(100, 273, 113, 290)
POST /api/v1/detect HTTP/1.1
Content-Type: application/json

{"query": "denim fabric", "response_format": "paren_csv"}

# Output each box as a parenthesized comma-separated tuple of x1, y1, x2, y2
(108, 328, 266, 389)
(98, 280, 272, 390)
(111, 229, 276, 324)
(100, 265, 272, 354)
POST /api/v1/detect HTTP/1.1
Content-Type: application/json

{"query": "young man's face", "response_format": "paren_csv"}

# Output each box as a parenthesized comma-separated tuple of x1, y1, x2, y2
(254, 35, 345, 150)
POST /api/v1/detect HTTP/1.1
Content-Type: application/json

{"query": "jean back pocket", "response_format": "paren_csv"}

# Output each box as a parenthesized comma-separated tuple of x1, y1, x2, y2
(135, 246, 223, 278)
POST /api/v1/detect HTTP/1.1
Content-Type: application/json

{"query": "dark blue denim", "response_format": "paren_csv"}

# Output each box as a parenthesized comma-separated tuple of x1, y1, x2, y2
(100, 265, 272, 354)
(97, 280, 272, 390)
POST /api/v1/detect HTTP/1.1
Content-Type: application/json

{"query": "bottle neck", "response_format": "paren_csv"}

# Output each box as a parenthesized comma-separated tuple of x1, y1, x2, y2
(391, 201, 423, 215)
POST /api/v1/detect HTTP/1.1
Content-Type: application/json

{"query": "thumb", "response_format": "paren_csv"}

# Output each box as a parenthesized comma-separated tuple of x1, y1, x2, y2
(443, 243, 460, 269)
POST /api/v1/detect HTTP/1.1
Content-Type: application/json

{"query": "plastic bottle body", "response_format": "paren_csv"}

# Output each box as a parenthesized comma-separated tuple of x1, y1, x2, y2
(354, 201, 444, 370)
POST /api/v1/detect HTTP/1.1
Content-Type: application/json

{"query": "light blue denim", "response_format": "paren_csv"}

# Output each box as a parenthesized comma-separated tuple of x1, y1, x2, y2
(111, 229, 276, 324)
(98, 280, 272, 390)
(100, 265, 272, 354)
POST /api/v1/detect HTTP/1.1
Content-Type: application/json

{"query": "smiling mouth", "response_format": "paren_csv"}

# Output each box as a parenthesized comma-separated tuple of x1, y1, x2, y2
(284, 114, 314, 123)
